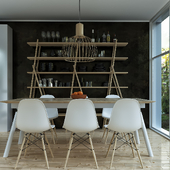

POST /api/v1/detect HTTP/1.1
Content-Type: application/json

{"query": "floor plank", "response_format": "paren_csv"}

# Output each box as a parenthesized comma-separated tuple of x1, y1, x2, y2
(0, 129, 169, 169)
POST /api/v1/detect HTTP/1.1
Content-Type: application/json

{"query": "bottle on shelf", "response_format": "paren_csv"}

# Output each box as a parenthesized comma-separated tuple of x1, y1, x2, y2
(80, 77, 84, 86)
(91, 29, 95, 42)
(102, 32, 106, 42)
(107, 31, 110, 43)
(96, 30, 100, 42)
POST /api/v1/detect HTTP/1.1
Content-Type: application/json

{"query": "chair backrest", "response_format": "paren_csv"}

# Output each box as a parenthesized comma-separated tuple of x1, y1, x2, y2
(107, 99, 142, 133)
(40, 94, 58, 119)
(102, 94, 120, 119)
(16, 99, 51, 133)
(63, 99, 99, 133)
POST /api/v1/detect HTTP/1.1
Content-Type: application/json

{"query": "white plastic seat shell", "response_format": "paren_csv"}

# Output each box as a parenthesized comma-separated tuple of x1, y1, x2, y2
(63, 99, 99, 133)
(102, 94, 120, 119)
(40, 94, 58, 120)
(16, 99, 52, 133)
(107, 99, 142, 133)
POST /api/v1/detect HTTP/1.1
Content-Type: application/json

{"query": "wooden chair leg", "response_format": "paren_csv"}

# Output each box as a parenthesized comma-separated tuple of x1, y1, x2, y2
(110, 133, 118, 169)
(41, 133, 49, 169)
(105, 129, 109, 144)
(128, 133, 135, 158)
(102, 118, 107, 129)
(24, 134, 31, 157)
(50, 128, 56, 144)
(105, 131, 115, 158)
(132, 133, 144, 169)
(15, 134, 27, 169)
(88, 133, 99, 169)
(64, 132, 74, 169)
(44, 132, 54, 158)
(102, 128, 106, 138)
(51, 119, 57, 139)
(123, 132, 128, 142)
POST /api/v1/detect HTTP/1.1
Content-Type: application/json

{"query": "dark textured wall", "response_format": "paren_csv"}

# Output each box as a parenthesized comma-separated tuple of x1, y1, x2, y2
(0, 22, 149, 128)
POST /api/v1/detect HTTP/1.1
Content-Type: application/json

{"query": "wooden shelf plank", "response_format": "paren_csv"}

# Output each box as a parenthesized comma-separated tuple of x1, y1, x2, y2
(27, 86, 128, 89)
(27, 57, 128, 61)
(27, 72, 128, 75)
(27, 42, 128, 47)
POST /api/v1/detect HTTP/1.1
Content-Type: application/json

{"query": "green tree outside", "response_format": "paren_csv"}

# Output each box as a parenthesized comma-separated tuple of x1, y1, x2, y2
(161, 48, 169, 130)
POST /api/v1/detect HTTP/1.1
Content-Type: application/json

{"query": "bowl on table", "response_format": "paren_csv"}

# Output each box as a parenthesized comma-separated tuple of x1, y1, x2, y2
(71, 94, 87, 99)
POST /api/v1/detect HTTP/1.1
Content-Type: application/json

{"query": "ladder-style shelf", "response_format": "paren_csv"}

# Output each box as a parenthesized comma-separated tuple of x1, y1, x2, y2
(27, 39, 128, 98)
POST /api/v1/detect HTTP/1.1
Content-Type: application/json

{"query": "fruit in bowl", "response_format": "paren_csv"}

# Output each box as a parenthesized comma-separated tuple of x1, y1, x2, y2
(71, 91, 87, 99)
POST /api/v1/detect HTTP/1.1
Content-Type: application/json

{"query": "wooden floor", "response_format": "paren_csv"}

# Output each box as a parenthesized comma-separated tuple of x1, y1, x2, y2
(0, 129, 169, 170)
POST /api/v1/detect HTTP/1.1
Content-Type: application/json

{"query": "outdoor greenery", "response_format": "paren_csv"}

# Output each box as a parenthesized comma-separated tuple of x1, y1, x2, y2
(161, 49, 169, 130)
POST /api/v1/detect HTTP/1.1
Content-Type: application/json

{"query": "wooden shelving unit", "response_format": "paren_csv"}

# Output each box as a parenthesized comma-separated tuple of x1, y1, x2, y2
(27, 40, 128, 98)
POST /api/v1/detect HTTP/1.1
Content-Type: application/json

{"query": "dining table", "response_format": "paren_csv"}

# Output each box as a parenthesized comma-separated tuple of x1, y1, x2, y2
(0, 97, 154, 158)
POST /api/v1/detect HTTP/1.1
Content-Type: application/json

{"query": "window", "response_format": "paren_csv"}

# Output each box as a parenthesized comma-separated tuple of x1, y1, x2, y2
(150, 8, 170, 138)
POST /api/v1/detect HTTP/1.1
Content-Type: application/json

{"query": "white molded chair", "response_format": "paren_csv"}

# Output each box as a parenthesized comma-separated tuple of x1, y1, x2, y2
(105, 99, 143, 169)
(15, 99, 54, 169)
(40, 94, 58, 144)
(63, 99, 99, 169)
(102, 94, 120, 142)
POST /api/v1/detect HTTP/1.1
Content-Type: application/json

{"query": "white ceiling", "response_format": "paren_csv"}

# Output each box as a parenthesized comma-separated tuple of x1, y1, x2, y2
(0, 0, 169, 21)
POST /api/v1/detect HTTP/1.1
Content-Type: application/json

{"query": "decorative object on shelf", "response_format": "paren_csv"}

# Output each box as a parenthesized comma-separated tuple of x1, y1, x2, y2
(60, 67, 70, 72)
(85, 81, 88, 87)
(46, 31, 51, 42)
(48, 78, 53, 87)
(50, 50, 56, 57)
(113, 34, 117, 42)
(91, 29, 95, 42)
(78, 66, 87, 72)
(66, 82, 71, 87)
(74, 82, 78, 87)
(41, 52, 48, 57)
(102, 32, 106, 42)
(56, 31, 60, 42)
(102, 82, 108, 86)
(48, 62, 54, 72)
(40, 62, 47, 72)
(96, 30, 100, 42)
(42, 78, 47, 87)
(39, 80, 42, 87)
(59, 82, 62, 87)
(89, 81, 92, 87)
(51, 31, 56, 42)
(64, 37, 68, 42)
(80, 77, 84, 86)
(93, 63, 106, 72)
(54, 80, 58, 87)
(57, 50, 62, 57)
(41, 31, 46, 42)
(107, 31, 110, 43)
(101, 50, 105, 57)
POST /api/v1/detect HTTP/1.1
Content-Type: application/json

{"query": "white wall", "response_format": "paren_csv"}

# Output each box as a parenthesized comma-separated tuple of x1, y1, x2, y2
(0, 25, 13, 132)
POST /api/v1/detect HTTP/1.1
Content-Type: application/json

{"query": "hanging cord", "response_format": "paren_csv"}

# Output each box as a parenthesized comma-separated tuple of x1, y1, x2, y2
(79, 0, 81, 23)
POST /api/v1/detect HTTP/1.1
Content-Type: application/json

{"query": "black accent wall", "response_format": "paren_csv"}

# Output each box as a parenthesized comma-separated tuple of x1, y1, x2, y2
(0, 22, 149, 128)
